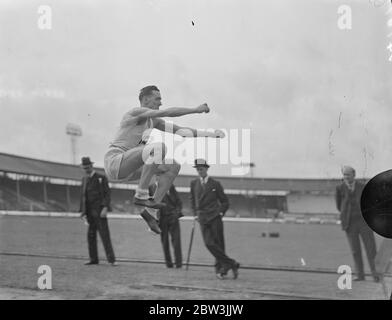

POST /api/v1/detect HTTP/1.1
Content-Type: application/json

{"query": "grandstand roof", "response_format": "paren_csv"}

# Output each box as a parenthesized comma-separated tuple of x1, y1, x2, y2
(0, 152, 348, 193)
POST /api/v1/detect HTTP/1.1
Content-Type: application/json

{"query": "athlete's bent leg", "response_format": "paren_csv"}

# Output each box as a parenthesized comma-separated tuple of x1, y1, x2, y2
(116, 143, 165, 234)
(117, 145, 145, 180)
(153, 159, 181, 203)
(141, 159, 181, 235)
(134, 142, 168, 209)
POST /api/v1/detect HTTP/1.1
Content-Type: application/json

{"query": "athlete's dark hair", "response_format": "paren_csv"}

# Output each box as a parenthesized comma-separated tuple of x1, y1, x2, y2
(139, 85, 160, 102)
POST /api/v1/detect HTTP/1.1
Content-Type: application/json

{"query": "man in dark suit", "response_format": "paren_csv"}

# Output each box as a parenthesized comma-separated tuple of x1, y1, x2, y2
(335, 165, 378, 281)
(150, 181, 183, 268)
(79, 157, 116, 266)
(190, 159, 240, 279)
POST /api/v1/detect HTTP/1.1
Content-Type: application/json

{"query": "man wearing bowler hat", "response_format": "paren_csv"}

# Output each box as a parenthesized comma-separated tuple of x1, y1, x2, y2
(79, 157, 116, 266)
(335, 165, 378, 281)
(190, 159, 240, 279)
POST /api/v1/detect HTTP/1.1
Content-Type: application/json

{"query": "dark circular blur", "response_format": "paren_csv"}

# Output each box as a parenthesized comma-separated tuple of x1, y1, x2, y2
(361, 170, 392, 238)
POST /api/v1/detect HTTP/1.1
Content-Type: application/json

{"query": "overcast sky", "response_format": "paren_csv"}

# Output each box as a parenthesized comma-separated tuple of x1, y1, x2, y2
(0, 0, 391, 178)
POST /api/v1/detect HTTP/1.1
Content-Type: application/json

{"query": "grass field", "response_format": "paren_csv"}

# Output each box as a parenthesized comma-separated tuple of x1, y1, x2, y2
(0, 215, 390, 299)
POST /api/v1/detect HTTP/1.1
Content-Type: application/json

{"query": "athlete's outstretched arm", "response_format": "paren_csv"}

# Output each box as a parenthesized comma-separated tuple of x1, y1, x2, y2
(132, 103, 210, 120)
(153, 118, 225, 138)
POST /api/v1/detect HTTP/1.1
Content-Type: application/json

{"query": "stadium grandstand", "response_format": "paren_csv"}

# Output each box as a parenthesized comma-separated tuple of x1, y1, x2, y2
(0, 152, 351, 219)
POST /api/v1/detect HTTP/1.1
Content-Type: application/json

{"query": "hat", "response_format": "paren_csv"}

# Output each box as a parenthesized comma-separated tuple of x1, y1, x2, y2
(193, 158, 210, 168)
(341, 165, 355, 175)
(81, 157, 94, 166)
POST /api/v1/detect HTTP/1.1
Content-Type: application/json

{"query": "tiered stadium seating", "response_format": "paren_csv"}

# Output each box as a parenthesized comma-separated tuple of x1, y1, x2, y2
(0, 175, 280, 217)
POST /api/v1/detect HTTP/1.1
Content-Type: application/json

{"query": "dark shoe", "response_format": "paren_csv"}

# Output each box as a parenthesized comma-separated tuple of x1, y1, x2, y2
(218, 266, 229, 276)
(167, 264, 174, 268)
(373, 275, 380, 283)
(231, 262, 240, 279)
(216, 273, 225, 280)
(176, 265, 182, 269)
(140, 209, 161, 234)
(84, 261, 99, 265)
(134, 197, 166, 209)
(353, 276, 365, 281)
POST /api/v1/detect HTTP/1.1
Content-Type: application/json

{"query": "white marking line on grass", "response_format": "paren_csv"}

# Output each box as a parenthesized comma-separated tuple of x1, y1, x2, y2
(0, 211, 340, 225)
(151, 283, 339, 300)
(2, 251, 391, 277)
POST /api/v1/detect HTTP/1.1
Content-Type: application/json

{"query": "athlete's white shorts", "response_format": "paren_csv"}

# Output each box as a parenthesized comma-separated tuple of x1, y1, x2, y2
(104, 147, 142, 182)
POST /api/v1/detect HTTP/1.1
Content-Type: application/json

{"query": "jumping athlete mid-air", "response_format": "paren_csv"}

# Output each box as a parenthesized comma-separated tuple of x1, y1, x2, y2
(104, 85, 225, 234)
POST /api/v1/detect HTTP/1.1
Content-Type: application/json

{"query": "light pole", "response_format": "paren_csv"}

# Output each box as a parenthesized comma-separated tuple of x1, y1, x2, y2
(65, 123, 82, 164)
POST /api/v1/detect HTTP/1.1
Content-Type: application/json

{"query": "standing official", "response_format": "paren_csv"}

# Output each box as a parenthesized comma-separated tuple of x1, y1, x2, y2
(335, 165, 378, 281)
(150, 181, 183, 268)
(190, 159, 240, 279)
(79, 157, 116, 266)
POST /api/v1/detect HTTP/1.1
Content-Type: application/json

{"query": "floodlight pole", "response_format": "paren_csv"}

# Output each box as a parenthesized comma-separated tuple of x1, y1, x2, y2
(65, 124, 83, 165)
(70, 135, 77, 164)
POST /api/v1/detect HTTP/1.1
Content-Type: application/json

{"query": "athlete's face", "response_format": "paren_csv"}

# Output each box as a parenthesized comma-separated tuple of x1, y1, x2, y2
(145, 90, 162, 110)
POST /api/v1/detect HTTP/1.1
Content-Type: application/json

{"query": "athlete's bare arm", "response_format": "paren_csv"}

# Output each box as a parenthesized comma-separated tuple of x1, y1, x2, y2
(131, 103, 209, 120)
(153, 118, 225, 138)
